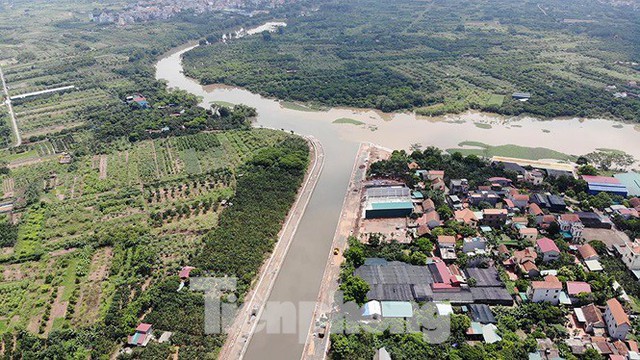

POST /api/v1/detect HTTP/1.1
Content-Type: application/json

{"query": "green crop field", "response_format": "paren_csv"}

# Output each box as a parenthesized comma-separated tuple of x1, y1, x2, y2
(0, 127, 294, 335)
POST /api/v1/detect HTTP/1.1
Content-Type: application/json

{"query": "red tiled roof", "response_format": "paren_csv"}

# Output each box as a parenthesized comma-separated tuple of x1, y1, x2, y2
(438, 235, 456, 245)
(581, 303, 604, 326)
(536, 237, 560, 253)
(529, 203, 543, 216)
(503, 199, 515, 208)
(578, 244, 598, 260)
(512, 194, 529, 202)
(521, 260, 538, 272)
(520, 228, 538, 235)
(484, 208, 508, 215)
(581, 175, 622, 184)
(630, 197, 640, 209)
(560, 213, 580, 222)
(542, 215, 556, 223)
(179, 266, 195, 279)
(455, 209, 477, 223)
(606, 298, 630, 326)
(531, 276, 562, 290)
(428, 170, 444, 176)
(567, 281, 592, 295)
(136, 323, 152, 333)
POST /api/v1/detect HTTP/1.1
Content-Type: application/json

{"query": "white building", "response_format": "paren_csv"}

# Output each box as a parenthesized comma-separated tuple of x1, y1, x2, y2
(525, 170, 545, 186)
(615, 239, 640, 271)
(604, 298, 631, 340)
(558, 214, 584, 241)
(527, 275, 562, 305)
(462, 237, 487, 254)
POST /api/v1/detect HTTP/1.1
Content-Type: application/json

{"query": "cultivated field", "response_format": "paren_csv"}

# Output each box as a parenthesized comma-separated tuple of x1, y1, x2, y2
(0, 128, 293, 335)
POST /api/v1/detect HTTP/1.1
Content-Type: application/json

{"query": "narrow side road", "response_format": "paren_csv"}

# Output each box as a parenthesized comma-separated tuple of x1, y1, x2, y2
(0, 65, 21, 147)
(218, 135, 325, 360)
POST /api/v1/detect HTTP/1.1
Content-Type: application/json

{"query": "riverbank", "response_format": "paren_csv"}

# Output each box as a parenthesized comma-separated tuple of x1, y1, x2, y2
(155, 29, 640, 360)
(301, 143, 389, 360)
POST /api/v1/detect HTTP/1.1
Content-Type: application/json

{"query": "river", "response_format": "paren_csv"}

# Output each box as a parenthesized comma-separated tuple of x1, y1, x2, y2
(156, 41, 640, 360)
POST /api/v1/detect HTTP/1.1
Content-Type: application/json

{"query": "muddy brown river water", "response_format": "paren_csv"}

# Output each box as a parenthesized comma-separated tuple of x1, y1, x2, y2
(156, 39, 639, 360)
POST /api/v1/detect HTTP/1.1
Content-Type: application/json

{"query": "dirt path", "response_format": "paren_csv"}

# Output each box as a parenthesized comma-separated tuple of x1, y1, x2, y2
(99, 155, 108, 179)
(151, 141, 161, 178)
(165, 142, 177, 174)
(0, 64, 21, 147)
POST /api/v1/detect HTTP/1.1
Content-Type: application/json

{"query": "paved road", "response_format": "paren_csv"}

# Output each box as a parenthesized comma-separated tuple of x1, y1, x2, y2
(218, 135, 325, 360)
(0, 65, 21, 147)
(299, 143, 373, 360)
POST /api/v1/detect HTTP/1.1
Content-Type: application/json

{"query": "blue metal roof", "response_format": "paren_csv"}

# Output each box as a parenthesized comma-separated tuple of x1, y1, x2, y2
(369, 201, 414, 210)
(381, 301, 414, 318)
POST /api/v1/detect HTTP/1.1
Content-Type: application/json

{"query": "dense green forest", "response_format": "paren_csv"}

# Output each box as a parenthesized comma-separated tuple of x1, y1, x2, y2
(194, 137, 309, 296)
(184, 0, 640, 120)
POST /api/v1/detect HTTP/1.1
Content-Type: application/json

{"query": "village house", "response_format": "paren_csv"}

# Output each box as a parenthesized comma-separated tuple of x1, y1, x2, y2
(462, 236, 487, 255)
(528, 203, 544, 217)
(449, 179, 469, 196)
(519, 227, 538, 242)
(566, 281, 591, 303)
(577, 303, 605, 334)
(430, 177, 446, 192)
(536, 237, 560, 263)
(508, 191, 530, 211)
(558, 213, 585, 241)
(528, 275, 562, 305)
(454, 208, 478, 227)
(604, 298, 631, 340)
(128, 323, 153, 347)
(578, 244, 599, 262)
(469, 191, 500, 207)
(482, 208, 507, 228)
(488, 177, 513, 188)
(536, 214, 557, 230)
(426, 170, 444, 182)
(437, 235, 457, 261)
(525, 170, 545, 186)
(630, 197, 640, 211)
(447, 195, 463, 210)
(614, 239, 640, 272)
(506, 247, 539, 278)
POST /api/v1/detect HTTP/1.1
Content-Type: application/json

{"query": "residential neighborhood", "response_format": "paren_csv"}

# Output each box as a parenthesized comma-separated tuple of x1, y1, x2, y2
(336, 147, 640, 359)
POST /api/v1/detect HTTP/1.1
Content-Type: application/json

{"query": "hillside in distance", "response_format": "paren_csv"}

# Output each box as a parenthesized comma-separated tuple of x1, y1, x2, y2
(183, 0, 640, 120)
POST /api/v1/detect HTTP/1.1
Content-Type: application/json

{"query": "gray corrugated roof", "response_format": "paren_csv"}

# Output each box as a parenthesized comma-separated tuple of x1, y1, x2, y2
(469, 304, 496, 324)
(367, 284, 415, 301)
(366, 186, 411, 198)
(465, 267, 503, 287)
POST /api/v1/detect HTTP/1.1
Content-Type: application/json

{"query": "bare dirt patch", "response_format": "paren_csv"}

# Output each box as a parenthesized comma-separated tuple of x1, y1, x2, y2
(88, 247, 112, 282)
(2, 264, 25, 281)
(583, 228, 630, 249)
(99, 155, 108, 179)
(44, 286, 68, 335)
(49, 248, 77, 257)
